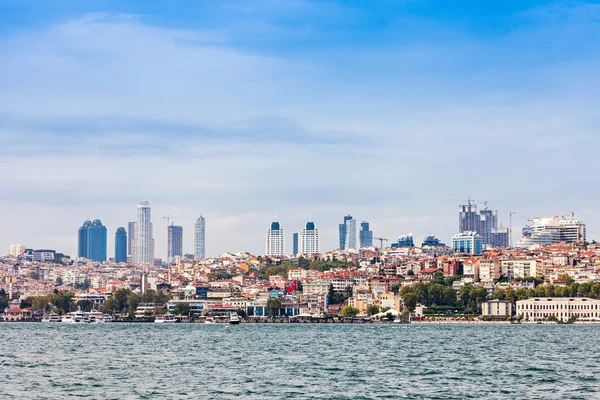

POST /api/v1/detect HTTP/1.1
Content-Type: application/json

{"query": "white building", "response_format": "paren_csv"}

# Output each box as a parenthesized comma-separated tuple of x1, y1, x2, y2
(452, 231, 482, 255)
(300, 221, 320, 256)
(516, 297, 600, 322)
(265, 221, 285, 256)
(8, 245, 26, 257)
(516, 216, 586, 248)
(194, 215, 206, 260)
(135, 201, 154, 264)
(501, 259, 539, 279)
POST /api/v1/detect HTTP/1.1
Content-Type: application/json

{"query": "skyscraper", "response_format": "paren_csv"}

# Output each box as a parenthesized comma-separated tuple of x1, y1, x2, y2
(457, 203, 504, 248)
(459, 204, 479, 233)
(292, 232, 299, 256)
(135, 201, 154, 264)
(338, 215, 354, 250)
(168, 225, 183, 262)
(266, 221, 285, 256)
(359, 222, 373, 248)
(194, 216, 206, 260)
(127, 222, 136, 263)
(300, 221, 320, 256)
(78, 220, 91, 258)
(78, 219, 107, 262)
(115, 227, 127, 263)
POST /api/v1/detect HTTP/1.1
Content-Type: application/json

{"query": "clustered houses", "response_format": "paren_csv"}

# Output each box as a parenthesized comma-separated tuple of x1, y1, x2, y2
(2, 242, 600, 321)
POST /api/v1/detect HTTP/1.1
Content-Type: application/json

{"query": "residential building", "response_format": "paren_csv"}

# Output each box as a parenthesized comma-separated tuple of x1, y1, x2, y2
(452, 231, 482, 255)
(135, 202, 154, 264)
(168, 225, 183, 263)
(8, 245, 26, 257)
(194, 216, 206, 260)
(115, 227, 127, 263)
(266, 221, 285, 256)
(359, 221, 373, 248)
(339, 215, 356, 250)
(516, 297, 600, 322)
(78, 219, 107, 262)
(478, 258, 501, 282)
(300, 221, 320, 256)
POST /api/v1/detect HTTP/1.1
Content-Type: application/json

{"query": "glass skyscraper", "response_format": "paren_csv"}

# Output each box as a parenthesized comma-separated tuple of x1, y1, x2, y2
(338, 215, 354, 250)
(292, 232, 299, 256)
(300, 221, 320, 256)
(359, 221, 373, 248)
(115, 227, 127, 263)
(194, 216, 206, 260)
(78, 219, 107, 262)
(168, 225, 183, 262)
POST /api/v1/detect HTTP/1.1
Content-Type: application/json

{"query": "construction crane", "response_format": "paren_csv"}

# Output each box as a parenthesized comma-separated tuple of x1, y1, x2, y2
(443, 197, 476, 206)
(507, 211, 516, 247)
(373, 237, 388, 249)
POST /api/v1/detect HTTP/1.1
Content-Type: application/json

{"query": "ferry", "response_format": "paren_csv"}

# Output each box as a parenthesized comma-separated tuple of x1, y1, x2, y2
(102, 314, 114, 323)
(62, 308, 87, 323)
(86, 310, 105, 323)
(155, 313, 177, 323)
(41, 313, 61, 323)
(229, 314, 241, 325)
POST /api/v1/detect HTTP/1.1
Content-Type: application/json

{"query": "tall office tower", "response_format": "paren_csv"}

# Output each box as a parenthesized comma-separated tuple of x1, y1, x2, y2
(135, 201, 153, 264)
(345, 217, 357, 250)
(78, 220, 91, 258)
(300, 221, 320, 256)
(168, 225, 183, 263)
(266, 221, 285, 256)
(292, 232, 299, 256)
(338, 215, 353, 250)
(115, 227, 127, 263)
(127, 222, 136, 262)
(194, 216, 206, 260)
(489, 227, 509, 248)
(78, 219, 107, 262)
(479, 209, 499, 248)
(459, 204, 479, 233)
(359, 222, 373, 248)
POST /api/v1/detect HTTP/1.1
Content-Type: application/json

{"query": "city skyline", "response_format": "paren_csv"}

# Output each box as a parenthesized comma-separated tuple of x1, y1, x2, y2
(1, 1, 599, 257)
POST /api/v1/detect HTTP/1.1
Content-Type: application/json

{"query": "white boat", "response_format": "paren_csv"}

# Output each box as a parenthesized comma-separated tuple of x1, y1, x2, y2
(155, 313, 177, 323)
(86, 310, 105, 323)
(102, 314, 114, 323)
(62, 307, 87, 323)
(229, 315, 241, 325)
(204, 317, 215, 324)
(41, 313, 61, 323)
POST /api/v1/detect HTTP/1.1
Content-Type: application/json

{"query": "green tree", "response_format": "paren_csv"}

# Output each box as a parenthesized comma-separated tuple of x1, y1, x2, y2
(406, 270, 415, 276)
(173, 302, 190, 316)
(267, 297, 281, 317)
(402, 293, 418, 312)
(56, 277, 63, 285)
(367, 305, 380, 316)
(341, 306, 360, 317)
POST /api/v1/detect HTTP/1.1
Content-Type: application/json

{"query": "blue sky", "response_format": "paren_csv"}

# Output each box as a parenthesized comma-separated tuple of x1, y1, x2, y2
(1, 0, 599, 258)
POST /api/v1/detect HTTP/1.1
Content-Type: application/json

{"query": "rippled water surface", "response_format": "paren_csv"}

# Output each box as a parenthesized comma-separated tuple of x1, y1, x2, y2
(1, 323, 599, 399)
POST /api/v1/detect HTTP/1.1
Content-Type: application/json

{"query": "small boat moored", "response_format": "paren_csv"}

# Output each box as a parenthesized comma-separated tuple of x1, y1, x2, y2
(229, 314, 241, 325)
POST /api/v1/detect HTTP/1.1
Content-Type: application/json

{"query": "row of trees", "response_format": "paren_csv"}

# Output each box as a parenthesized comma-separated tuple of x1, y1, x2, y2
(101, 289, 170, 319)
(259, 259, 356, 279)
(494, 281, 600, 303)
